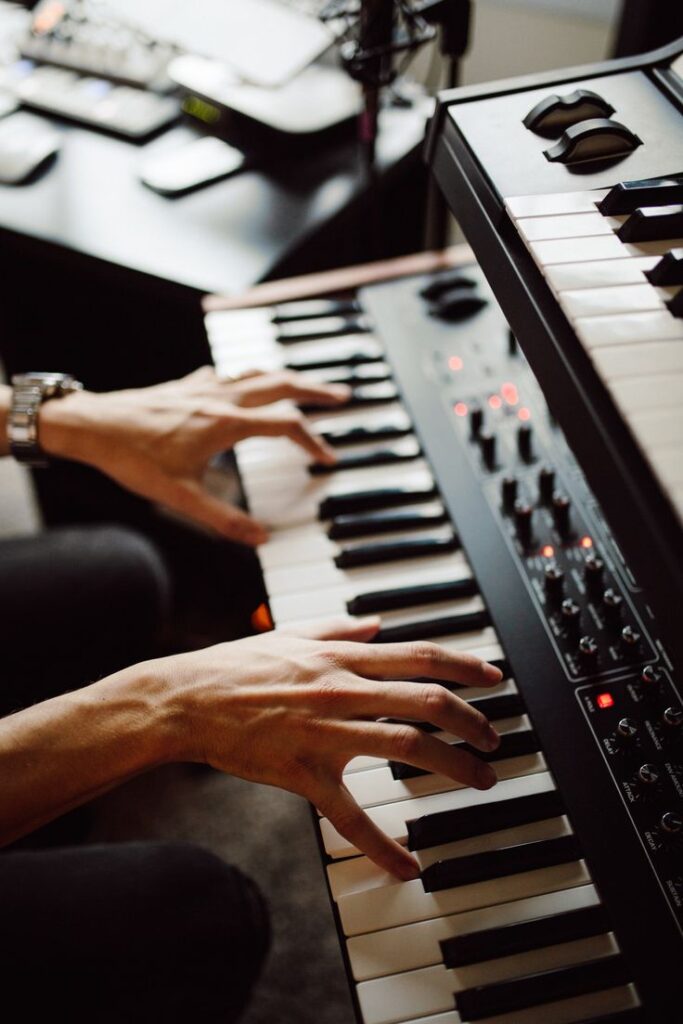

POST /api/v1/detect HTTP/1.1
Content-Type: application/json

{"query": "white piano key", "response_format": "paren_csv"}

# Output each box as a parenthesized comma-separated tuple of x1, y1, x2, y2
(626, 407, 683, 448)
(240, 436, 422, 481)
(204, 307, 273, 339)
(590, 340, 683, 382)
(308, 403, 411, 435)
(275, 590, 482, 628)
(516, 212, 619, 243)
(544, 255, 659, 291)
(356, 933, 619, 1024)
(320, 771, 557, 859)
(649, 444, 683, 488)
(439, 628, 500, 654)
(505, 190, 607, 219)
(398, 984, 640, 1024)
(610, 373, 683, 414)
(338, 860, 591, 937)
(347, 883, 599, 982)
(244, 459, 432, 505)
(575, 309, 683, 349)
(530, 235, 683, 267)
(264, 550, 465, 598)
(346, 752, 547, 809)
(278, 334, 384, 366)
(559, 282, 671, 319)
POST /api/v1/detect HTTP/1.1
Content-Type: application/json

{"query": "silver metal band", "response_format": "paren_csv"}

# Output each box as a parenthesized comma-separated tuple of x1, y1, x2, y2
(8, 372, 83, 468)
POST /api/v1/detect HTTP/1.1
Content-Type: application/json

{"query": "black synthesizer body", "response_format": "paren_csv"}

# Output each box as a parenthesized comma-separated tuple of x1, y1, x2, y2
(205, 249, 682, 1023)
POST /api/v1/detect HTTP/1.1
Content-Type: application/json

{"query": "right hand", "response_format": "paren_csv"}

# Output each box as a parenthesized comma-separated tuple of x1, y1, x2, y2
(159, 616, 503, 880)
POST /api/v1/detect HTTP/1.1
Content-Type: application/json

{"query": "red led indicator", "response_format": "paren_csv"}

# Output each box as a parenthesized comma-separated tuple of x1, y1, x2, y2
(501, 382, 519, 405)
(597, 693, 614, 710)
(542, 544, 555, 558)
(518, 407, 531, 421)
(448, 356, 464, 372)
(488, 394, 503, 410)
(580, 535, 593, 549)
(454, 402, 468, 417)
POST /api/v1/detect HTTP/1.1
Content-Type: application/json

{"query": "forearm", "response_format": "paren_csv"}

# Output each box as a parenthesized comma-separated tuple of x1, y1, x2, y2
(0, 663, 177, 846)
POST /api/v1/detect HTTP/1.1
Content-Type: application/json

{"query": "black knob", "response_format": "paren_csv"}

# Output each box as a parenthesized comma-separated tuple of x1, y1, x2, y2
(637, 763, 660, 785)
(661, 811, 683, 834)
(479, 431, 497, 469)
(552, 494, 572, 539)
(602, 588, 624, 627)
(538, 465, 555, 504)
(544, 562, 565, 603)
(584, 553, 605, 594)
(641, 665, 661, 689)
(578, 635, 599, 671)
(621, 625, 641, 654)
(663, 707, 683, 728)
(513, 500, 534, 547)
(501, 476, 518, 513)
(617, 717, 639, 739)
(561, 598, 581, 632)
(508, 328, 518, 356)
(470, 405, 484, 439)
(517, 424, 534, 462)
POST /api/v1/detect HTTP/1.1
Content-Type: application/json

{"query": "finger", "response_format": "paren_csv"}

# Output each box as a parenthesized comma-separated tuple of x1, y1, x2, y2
(238, 409, 338, 465)
(343, 718, 498, 786)
(313, 780, 420, 881)
(336, 680, 500, 753)
(170, 481, 269, 546)
(289, 380, 351, 407)
(333, 640, 503, 688)
(277, 615, 381, 642)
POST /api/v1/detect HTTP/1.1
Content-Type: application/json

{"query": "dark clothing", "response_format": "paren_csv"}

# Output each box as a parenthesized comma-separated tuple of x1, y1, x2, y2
(0, 524, 269, 1022)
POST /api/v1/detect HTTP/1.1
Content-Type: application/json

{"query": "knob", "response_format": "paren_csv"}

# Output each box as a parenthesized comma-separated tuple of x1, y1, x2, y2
(578, 635, 599, 671)
(584, 553, 605, 594)
(561, 597, 581, 633)
(470, 405, 484, 438)
(602, 588, 624, 627)
(517, 424, 534, 462)
(479, 431, 497, 469)
(617, 717, 639, 739)
(637, 763, 660, 786)
(641, 665, 661, 689)
(538, 465, 555, 504)
(544, 563, 565, 603)
(552, 494, 572, 539)
(621, 625, 641, 654)
(663, 707, 683, 729)
(661, 811, 683, 834)
(508, 328, 518, 356)
(501, 476, 518, 513)
(513, 500, 534, 547)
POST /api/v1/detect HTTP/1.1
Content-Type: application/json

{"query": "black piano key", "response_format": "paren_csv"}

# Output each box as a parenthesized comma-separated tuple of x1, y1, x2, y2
(347, 577, 477, 615)
(321, 423, 413, 448)
(300, 382, 398, 413)
(391, 728, 539, 780)
(374, 609, 490, 644)
(324, 367, 392, 387)
(272, 297, 360, 322)
(309, 445, 420, 476)
(319, 484, 437, 520)
(454, 955, 629, 1021)
(617, 204, 683, 243)
(441, 903, 609, 968)
(285, 349, 380, 371)
(399, 691, 524, 736)
(327, 505, 446, 539)
(421, 833, 581, 893)
(578, 1010, 646, 1024)
(276, 314, 370, 343)
(335, 535, 459, 569)
(487, 657, 511, 679)
(598, 173, 683, 215)
(419, 270, 477, 300)
(407, 789, 564, 850)
(644, 247, 683, 285)
(666, 289, 683, 319)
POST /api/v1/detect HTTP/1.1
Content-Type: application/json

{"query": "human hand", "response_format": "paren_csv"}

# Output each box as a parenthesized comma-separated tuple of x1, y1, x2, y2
(159, 616, 503, 879)
(40, 367, 349, 545)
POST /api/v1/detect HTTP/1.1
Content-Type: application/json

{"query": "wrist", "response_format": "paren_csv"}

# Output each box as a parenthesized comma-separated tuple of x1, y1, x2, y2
(39, 388, 101, 463)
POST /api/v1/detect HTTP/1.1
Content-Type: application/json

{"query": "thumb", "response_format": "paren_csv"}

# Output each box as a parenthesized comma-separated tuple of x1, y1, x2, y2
(278, 615, 381, 642)
(169, 481, 269, 546)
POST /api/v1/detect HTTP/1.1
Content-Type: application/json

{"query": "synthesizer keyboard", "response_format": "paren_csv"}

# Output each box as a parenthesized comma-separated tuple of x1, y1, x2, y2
(425, 37, 683, 671)
(204, 253, 681, 1023)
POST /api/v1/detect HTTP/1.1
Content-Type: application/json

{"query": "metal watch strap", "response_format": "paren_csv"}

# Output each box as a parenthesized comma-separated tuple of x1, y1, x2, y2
(8, 372, 83, 468)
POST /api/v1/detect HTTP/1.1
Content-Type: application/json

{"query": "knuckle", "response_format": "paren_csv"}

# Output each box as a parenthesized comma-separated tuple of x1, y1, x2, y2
(422, 684, 450, 717)
(409, 640, 441, 664)
(393, 725, 424, 762)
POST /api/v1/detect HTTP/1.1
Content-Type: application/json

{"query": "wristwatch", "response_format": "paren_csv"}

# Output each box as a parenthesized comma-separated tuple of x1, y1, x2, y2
(8, 371, 83, 467)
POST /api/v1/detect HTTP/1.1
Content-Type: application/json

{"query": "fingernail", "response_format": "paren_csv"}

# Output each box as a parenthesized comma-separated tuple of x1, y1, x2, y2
(483, 662, 503, 682)
(476, 762, 498, 789)
(398, 859, 421, 881)
(356, 615, 381, 629)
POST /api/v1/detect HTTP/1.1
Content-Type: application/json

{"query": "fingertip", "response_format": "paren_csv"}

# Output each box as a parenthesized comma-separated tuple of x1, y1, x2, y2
(395, 855, 421, 881)
(330, 383, 352, 403)
(475, 762, 498, 790)
(483, 662, 504, 683)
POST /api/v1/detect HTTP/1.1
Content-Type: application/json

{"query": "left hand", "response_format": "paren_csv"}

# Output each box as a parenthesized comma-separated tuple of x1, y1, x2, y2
(40, 367, 350, 545)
